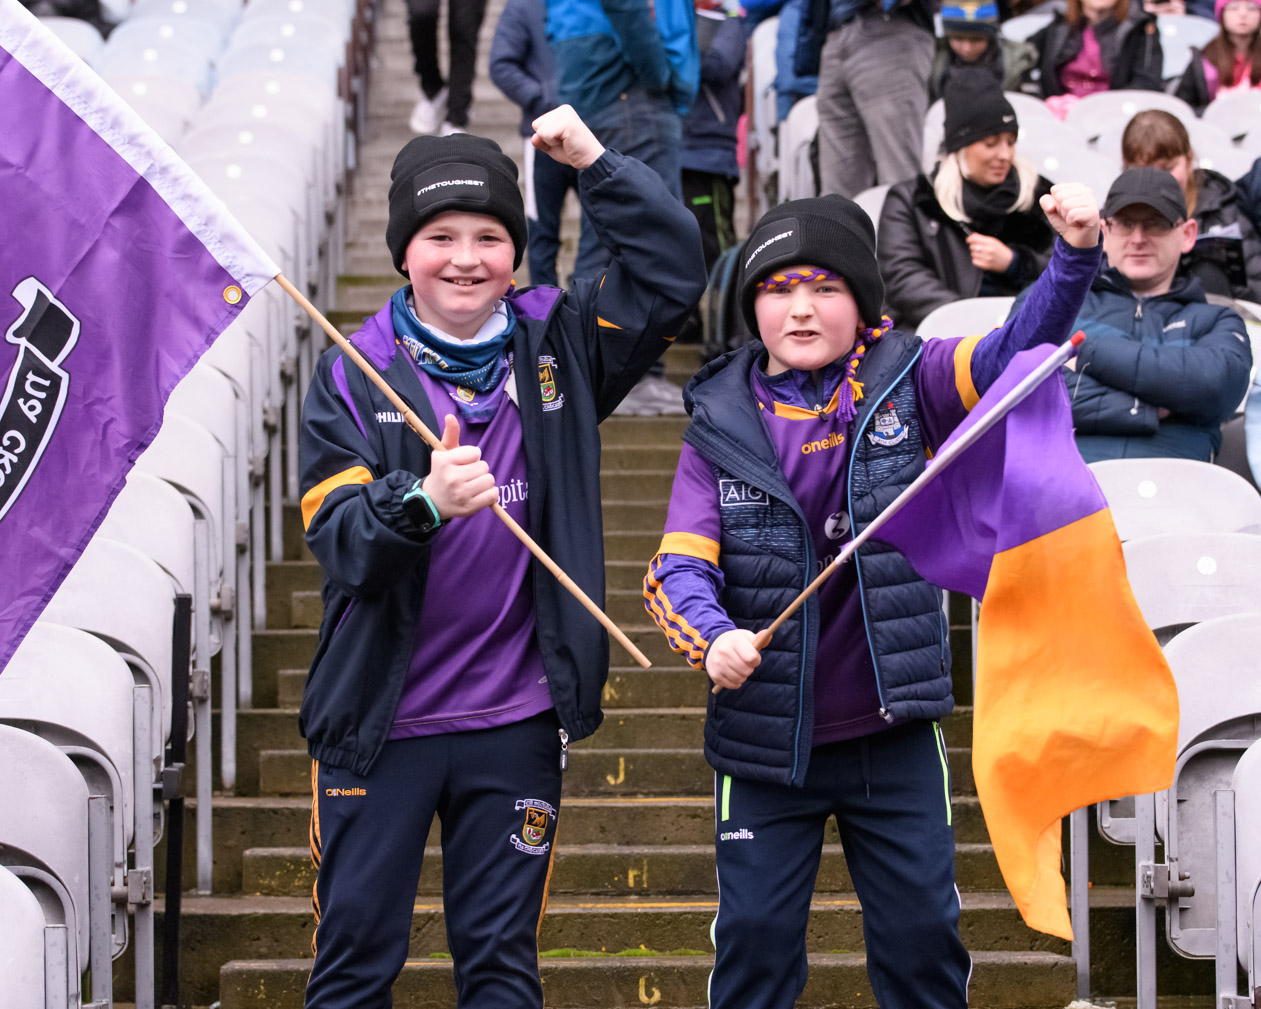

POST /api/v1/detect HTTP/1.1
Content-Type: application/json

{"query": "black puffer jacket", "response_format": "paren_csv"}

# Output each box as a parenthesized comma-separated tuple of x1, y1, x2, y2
(1187, 167, 1261, 302)
(877, 171, 1055, 330)
(1030, 4, 1163, 97)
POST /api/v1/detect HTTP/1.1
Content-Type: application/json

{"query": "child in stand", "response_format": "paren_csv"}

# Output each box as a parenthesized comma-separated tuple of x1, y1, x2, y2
(643, 185, 1101, 1008)
(299, 106, 704, 1009)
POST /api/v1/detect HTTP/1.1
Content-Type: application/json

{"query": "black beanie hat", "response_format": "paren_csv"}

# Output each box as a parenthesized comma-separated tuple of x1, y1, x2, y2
(386, 133, 527, 275)
(942, 73, 1019, 153)
(738, 195, 884, 332)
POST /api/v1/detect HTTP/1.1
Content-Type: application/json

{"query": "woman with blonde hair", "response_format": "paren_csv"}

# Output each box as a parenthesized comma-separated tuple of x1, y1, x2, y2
(1121, 108, 1261, 298)
(878, 73, 1055, 329)
(1176, 0, 1261, 111)
(1030, 0, 1163, 115)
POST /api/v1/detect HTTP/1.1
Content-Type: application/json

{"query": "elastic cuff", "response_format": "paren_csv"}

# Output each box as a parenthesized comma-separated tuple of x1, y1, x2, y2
(578, 149, 622, 189)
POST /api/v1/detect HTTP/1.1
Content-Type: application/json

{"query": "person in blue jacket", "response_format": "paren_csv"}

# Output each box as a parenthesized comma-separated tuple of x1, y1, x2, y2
(489, 0, 578, 288)
(298, 106, 705, 1009)
(644, 182, 1103, 1009)
(1010, 166, 1252, 463)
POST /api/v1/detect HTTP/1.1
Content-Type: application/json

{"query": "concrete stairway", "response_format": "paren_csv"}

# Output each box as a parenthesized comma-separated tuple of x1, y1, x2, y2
(113, 0, 1217, 1004)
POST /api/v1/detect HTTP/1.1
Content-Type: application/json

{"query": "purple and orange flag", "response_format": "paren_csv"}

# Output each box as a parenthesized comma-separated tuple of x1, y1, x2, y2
(877, 342, 1179, 939)
(0, 4, 278, 672)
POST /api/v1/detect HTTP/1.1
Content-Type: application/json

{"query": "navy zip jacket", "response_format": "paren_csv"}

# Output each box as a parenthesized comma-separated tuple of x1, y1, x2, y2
(649, 239, 1101, 785)
(681, 12, 746, 178)
(297, 151, 705, 774)
(1011, 266, 1252, 463)
(488, 0, 557, 138)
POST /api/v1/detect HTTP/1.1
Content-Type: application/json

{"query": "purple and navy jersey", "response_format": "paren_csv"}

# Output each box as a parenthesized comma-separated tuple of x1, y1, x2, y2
(389, 361, 551, 739)
(646, 333, 993, 745)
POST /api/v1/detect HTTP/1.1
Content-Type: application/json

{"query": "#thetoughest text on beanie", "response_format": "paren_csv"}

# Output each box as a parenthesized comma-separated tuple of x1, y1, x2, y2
(386, 133, 528, 276)
(738, 195, 884, 333)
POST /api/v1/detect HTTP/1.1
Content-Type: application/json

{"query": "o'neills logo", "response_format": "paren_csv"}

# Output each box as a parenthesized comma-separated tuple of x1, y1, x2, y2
(325, 787, 367, 796)
(744, 223, 797, 269)
(801, 432, 844, 454)
(719, 828, 755, 841)
(412, 163, 490, 210)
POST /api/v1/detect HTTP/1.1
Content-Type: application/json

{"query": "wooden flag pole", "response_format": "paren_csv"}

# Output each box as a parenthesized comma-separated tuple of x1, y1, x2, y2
(275, 274, 652, 669)
(712, 332, 1086, 694)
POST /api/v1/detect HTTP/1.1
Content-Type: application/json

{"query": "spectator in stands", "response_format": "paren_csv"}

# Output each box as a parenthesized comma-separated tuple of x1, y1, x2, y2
(1030, 0, 1163, 115)
(1011, 167, 1252, 462)
(877, 76, 1055, 329)
(489, 0, 578, 288)
(930, 0, 1039, 101)
(1175, 0, 1261, 110)
(797, 0, 936, 197)
(405, 0, 488, 136)
(1239, 155, 1261, 236)
(20, 0, 112, 33)
(743, 0, 820, 121)
(299, 108, 705, 1009)
(644, 183, 1103, 1009)
(1120, 109, 1261, 300)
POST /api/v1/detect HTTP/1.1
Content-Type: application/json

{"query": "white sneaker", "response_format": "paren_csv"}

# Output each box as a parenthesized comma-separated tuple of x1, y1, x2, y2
(408, 87, 446, 134)
(439, 121, 466, 137)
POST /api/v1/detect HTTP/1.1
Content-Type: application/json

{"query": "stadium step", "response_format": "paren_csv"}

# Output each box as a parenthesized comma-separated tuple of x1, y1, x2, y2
(217, 950, 1077, 1009)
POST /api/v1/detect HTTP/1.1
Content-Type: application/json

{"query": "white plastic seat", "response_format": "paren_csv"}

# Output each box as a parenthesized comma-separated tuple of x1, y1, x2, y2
(1158, 614, 1261, 957)
(1064, 91, 1198, 142)
(854, 183, 891, 239)
(214, 37, 341, 96)
(0, 864, 48, 1009)
(1019, 143, 1118, 199)
(226, 12, 345, 59)
(241, 0, 351, 37)
(0, 623, 137, 957)
(37, 15, 105, 61)
(92, 38, 213, 96)
(916, 297, 1015, 340)
(104, 72, 203, 120)
(128, 0, 240, 35)
(749, 16, 778, 215)
(42, 538, 177, 763)
(1233, 738, 1261, 981)
(922, 94, 1065, 172)
(779, 95, 818, 202)
(124, 98, 192, 147)
(0, 725, 90, 1000)
(1195, 142, 1258, 183)
(99, 470, 197, 594)
(1090, 458, 1261, 540)
(1201, 91, 1261, 144)
(106, 14, 225, 59)
(1000, 11, 1053, 41)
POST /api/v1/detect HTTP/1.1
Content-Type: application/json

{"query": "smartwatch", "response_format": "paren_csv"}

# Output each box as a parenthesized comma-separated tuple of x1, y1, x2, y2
(401, 480, 443, 536)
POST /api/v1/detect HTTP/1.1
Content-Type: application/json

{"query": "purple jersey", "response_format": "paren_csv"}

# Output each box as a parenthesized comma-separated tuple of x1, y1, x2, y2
(389, 361, 551, 739)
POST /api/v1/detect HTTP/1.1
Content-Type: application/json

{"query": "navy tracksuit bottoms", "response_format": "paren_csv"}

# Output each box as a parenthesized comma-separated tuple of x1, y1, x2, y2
(708, 720, 973, 1009)
(304, 711, 564, 1009)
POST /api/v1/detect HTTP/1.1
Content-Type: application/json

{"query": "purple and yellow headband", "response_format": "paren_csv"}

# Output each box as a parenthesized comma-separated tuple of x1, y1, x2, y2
(756, 268, 841, 291)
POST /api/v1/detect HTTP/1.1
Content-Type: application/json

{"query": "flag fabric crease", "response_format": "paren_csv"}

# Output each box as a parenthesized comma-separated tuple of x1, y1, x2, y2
(0, 1, 279, 672)
(875, 342, 1179, 940)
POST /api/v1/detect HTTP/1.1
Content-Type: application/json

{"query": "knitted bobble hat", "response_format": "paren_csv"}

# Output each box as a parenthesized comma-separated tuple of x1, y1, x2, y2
(737, 195, 884, 332)
(386, 133, 527, 275)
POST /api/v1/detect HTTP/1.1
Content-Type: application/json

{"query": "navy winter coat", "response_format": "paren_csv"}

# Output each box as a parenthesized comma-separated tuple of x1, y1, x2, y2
(489, 0, 558, 138)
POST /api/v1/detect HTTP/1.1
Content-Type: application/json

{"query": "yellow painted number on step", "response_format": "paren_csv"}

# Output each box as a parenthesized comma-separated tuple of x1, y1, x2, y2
(626, 858, 648, 889)
(602, 682, 620, 702)
(638, 976, 662, 1005)
(606, 756, 626, 785)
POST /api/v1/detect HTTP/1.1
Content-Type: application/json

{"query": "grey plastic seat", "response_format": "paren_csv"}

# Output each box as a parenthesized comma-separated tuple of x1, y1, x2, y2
(0, 863, 49, 1009)
(916, 297, 1015, 341)
(1091, 459, 1261, 541)
(1232, 739, 1261, 985)
(0, 725, 90, 1004)
(779, 95, 818, 202)
(99, 471, 197, 595)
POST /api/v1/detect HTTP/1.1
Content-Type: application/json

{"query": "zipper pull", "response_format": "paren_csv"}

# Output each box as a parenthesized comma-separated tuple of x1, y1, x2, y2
(878, 707, 894, 724)
(1135, 299, 1143, 319)
(558, 728, 569, 771)
(1130, 398, 1140, 416)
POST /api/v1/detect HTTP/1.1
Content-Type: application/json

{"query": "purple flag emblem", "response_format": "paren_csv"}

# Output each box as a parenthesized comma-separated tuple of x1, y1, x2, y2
(0, 4, 278, 672)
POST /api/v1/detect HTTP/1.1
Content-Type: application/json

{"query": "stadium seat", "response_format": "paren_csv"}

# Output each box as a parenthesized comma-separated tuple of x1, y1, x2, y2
(1089, 458, 1261, 540)
(853, 184, 891, 239)
(92, 38, 214, 97)
(37, 16, 104, 61)
(226, 13, 345, 61)
(779, 95, 818, 202)
(128, 0, 240, 36)
(916, 297, 1015, 340)
(0, 623, 139, 959)
(1157, 614, 1261, 958)
(107, 14, 226, 59)
(99, 471, 197, 596)
(0, 864, 48, 1009)
(1201, 91, 1261, 145)
(103, 72, 203, 121)
(1000, 11, 1053, 41)
(748, 16, 779, 217)
(1157, 14, 1221, 78)
(1019, 143, 1118, 199)
(1232, 739, 1261, 990)
(923, 96, 1086, 175)
(214, 38, 342, 103)
(1064, 91, 1198, 142)
(0, 725, 92, 1006)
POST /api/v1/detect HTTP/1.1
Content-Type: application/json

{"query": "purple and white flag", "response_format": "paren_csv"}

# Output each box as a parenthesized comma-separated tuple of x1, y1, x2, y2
(0, 2, 278, 672)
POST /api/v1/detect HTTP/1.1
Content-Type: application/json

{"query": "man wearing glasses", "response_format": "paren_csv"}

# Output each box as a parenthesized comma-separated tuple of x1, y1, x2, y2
(1010, 166, 1251, 462)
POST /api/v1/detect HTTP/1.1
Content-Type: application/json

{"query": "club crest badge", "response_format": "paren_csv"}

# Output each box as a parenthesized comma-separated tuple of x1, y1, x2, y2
(511, 798, 556, 854)
(456, 385, 475, 403)
(866, 401, 908, 447)
(538, 355, 564, 412)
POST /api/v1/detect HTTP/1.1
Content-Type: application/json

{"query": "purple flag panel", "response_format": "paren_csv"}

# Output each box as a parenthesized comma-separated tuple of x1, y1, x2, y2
(874, 344, 1108, 600)
(0, 4, 278, 672)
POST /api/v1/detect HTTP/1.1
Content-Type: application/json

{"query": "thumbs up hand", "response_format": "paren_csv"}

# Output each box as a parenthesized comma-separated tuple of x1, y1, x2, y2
(420, 414, 498, 519)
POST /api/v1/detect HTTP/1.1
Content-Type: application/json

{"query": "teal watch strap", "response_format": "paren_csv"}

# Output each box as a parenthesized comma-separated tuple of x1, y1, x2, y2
(402, 481, 442, 533)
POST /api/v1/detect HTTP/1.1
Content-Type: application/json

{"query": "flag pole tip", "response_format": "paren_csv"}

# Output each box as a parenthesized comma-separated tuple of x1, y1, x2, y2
(1070, 331, 1086, 347)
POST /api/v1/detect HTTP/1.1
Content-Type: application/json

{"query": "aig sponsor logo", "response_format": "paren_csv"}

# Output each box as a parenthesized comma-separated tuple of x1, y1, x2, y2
(718, 479, 767, 508)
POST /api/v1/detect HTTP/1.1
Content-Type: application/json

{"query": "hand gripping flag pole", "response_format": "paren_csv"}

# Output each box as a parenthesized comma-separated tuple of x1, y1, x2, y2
(275, 274, 653, 669)
(713, 330, 1086, 694)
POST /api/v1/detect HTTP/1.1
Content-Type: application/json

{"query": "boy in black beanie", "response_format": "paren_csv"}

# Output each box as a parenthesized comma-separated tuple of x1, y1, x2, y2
(644, 186, 1102, 1008)
(299, 105, 704, 1009)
